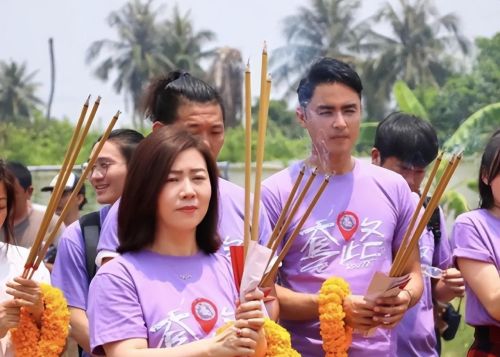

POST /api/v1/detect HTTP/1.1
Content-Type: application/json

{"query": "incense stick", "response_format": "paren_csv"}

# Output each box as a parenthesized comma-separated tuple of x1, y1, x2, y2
(243, 61, 252, 257)
(261, 174, 330, 286)
(28, 110, 120, 277)
(22, 96, 93, 277)
(391, 152, 444, 274)
(391, 154, 461, 276)
(250, 71, 271, 243)
(266, 166, 306, 250)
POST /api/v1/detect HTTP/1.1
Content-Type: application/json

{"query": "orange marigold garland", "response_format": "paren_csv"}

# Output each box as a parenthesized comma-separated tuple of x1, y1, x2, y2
(318, 277, 353, 357)
(217, 318, 301, 356)
(11, 283, 70, 357)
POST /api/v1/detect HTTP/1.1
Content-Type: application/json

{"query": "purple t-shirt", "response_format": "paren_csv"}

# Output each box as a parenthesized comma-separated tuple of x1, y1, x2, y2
(261, 159, 416, 357)
(51, 206, 110, 357)
(96, 178, 272, 263)
(451, 209, 500, 327)
(52, 206, 110, 309)
(88, 250, 238, 354)
(396, 204, 451, 357)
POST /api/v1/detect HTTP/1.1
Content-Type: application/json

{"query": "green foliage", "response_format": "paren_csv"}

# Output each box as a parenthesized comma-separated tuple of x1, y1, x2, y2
(252, 100, 303, 139)
(443, 103, 500, 155)
(218, 124, 309, 164)
(0, 60, 43, 123)
(0, 111, 99, 165)
(355, 121, 378, 155)
(440, 189, 470, 219)
(393, 80, 429, 120)
(426, 34, 500, 139)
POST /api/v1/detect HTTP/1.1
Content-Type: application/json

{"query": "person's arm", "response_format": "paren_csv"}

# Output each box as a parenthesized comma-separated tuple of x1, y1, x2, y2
(433, 267, 465, 302)
(104, 292, 265, 357)
(104, 327, 258, 357)
(69, 308, 93, 354)
(457, 258, 500, 320)
(276, 284, 318, 321)
(372, 245, 424, 329)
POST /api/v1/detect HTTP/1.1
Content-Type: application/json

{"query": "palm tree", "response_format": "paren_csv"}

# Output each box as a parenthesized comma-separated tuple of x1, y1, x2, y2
(359, 0, 470, 118)
(207, 47, 243, 128)
(272, 0, 365, 97)
(87, 1, 216, 128)
(159, 5, 216, 78)
(0, 60, 43, 123)
(86, 0, 171, 128)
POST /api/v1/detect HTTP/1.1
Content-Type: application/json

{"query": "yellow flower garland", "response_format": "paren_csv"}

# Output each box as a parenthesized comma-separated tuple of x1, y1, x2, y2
(262, 319, 300, 357)
(318, 277, 352, 357)
(11, 283, 70, 357)
(217, 318, 300, 356)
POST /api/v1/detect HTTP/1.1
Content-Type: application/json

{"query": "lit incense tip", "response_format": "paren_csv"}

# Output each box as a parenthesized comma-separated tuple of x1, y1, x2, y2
(263, 41, 267, 53)
(84, 95, 91, 106)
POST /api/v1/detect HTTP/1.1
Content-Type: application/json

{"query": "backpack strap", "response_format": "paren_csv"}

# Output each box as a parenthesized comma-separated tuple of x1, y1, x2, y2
(423, 196, 442, 246)
(79, 211, 101, 282)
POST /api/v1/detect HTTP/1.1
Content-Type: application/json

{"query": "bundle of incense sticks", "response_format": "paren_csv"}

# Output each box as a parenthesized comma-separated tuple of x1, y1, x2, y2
(231, 44, 272, 291)
(23, 97, 120, 279)
(242, 43, 272, 257)
(260, 169, 331, 287)
(390, 152, 462, 277)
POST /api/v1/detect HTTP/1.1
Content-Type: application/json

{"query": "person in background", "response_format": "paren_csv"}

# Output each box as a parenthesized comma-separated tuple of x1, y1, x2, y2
(51, 128, 144, 357)
(451, 129, 500, 357)
(41, 172, 87, 267)
(0, 159, 50, 357)
(261, 57, 423, 357)
(41, 172, 87, 226)
(96, 71, 272, 266)
(372, 112, 465, 356)
(0, 161, 64, 249)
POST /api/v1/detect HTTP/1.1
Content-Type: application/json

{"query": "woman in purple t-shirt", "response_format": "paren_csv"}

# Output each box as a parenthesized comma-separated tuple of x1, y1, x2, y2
(88, 128, 265, 356)
(451, 130, 500, 356)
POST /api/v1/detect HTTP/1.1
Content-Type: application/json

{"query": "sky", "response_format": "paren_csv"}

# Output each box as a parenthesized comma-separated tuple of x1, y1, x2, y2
(1, 0, 499, 129)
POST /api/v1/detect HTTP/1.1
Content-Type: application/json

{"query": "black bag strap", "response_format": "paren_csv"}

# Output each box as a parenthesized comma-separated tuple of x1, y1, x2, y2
(423, 196, 442, 246)
(79, 211, 101, 282)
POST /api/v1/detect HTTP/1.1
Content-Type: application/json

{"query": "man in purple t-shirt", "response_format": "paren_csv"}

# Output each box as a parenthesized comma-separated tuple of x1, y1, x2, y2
(372, 113, 465, 356)
(261, 58, 424, 357)
(96, 71, 271, 266)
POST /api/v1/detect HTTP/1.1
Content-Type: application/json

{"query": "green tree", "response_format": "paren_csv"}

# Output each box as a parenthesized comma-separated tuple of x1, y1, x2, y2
(426, 33, 500, 138)
(207, 47, 243, 128)
(360, 0, 470, 119)
(272, 0, 364, 97)
(159, 5, 216, 77)
(86, 0, 168, 128)
(0, 60, 43, 123)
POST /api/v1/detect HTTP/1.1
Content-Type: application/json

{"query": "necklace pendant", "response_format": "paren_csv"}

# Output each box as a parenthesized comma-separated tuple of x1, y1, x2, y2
(179, 273, 192, 280)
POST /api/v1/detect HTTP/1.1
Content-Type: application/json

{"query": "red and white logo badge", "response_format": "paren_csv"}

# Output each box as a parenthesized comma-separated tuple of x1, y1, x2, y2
(191, 298, 218, 334)
(336, 211, 359, 241)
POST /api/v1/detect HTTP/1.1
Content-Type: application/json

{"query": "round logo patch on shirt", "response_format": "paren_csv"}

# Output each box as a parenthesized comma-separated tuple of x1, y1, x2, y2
(191, 298, 218, 333)
(337, 211, 359, 241)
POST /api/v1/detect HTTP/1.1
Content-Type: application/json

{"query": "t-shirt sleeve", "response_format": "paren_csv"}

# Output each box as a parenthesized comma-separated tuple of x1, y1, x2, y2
(88, 267, 147, 355)
(392, 181, 417, 254)
(51, 223, 89, 310)
(451, 216, 494, 265)
(257, 202, 273, 247)
(261, 181, 281, 228)
(95, 201, 120, 265)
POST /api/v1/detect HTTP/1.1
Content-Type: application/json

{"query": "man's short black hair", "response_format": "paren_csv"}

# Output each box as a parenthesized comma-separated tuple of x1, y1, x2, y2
(6, 161, 32, 190)
(297, 57, 363, 107)
(374, 112, 439, 167)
